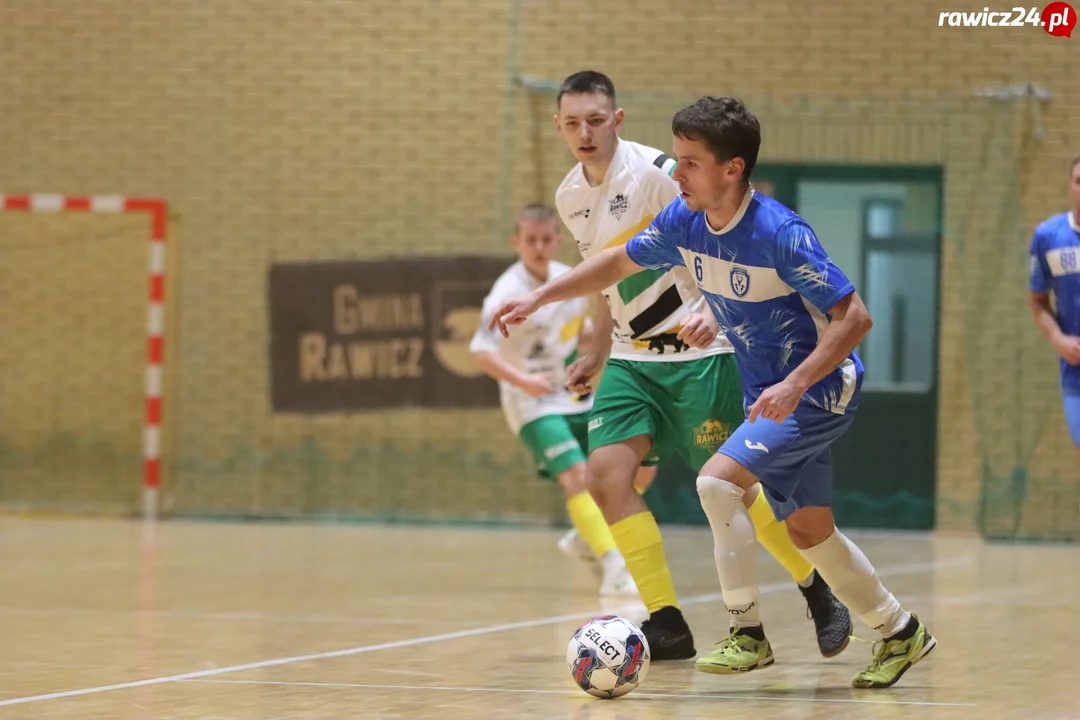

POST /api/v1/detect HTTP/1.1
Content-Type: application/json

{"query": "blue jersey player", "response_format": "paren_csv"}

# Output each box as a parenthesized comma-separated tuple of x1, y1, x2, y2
(1029, 153, 1080, 453)
(490, 96, 934, 690)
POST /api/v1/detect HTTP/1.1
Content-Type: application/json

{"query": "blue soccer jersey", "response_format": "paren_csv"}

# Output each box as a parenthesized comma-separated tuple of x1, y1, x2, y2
(625, 189, 863, 414)
(1029, 211, 1080, 392)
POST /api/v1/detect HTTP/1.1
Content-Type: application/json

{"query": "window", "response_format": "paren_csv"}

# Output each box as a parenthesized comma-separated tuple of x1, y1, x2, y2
(781, 174, 941, 391)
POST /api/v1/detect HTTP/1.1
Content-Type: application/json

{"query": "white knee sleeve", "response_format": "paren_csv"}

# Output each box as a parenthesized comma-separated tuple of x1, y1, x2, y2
(697, 477, 760, 620)
(696, 475, 745, 525)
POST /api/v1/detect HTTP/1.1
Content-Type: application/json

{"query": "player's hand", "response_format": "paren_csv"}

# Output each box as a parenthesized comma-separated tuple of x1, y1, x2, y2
(565, 353, 605, 394)
(488, 292, 540, 337)
(676, 312, 719, 349)
(747, 378, 805, 424)
(1054, 335, 1080, 365)
(520, 373, 555, 398)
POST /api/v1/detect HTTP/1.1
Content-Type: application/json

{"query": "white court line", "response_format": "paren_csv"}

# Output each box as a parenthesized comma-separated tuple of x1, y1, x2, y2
(187, 679, 978, 708)
(0, 555, 970, 709)
(0, 607, 481, 626)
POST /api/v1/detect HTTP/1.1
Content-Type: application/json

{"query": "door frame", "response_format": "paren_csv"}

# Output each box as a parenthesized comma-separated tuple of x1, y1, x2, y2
(754, 163, 945, 529)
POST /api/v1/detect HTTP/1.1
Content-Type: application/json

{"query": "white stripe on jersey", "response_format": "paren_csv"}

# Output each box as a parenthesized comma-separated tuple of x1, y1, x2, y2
(800, 295, 856, 415)
(800, 296, 830, 341)
(682, 251, 796, 303)
(836, 359, 858, 414)
(1045, 246, 1080, 277)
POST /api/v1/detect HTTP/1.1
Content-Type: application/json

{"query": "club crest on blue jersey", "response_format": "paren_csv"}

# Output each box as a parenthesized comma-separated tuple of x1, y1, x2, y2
(730, 266, 750, 298)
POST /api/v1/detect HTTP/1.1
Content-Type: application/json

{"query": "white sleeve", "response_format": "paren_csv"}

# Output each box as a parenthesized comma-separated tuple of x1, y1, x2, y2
(554, 191, 567, 223)
(642, 163, 680, 217)
(554, 189, 575, 231)
(468, 290, 506, 354)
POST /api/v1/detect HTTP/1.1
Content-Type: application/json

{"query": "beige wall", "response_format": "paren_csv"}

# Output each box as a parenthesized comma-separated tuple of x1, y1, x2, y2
(0, 0, 1075, 529)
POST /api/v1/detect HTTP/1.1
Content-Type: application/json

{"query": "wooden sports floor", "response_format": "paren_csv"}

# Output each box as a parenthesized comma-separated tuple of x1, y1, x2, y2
(0, 516, 1076, 719)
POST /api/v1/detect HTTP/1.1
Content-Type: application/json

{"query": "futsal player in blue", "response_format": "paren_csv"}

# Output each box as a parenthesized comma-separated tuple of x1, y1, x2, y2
(490, 96, 935, 689)
(1030, 153, 1080, 456)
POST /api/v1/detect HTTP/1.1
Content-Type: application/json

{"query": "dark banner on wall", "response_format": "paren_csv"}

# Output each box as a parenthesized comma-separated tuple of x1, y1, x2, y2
(268, 256, 513, 412)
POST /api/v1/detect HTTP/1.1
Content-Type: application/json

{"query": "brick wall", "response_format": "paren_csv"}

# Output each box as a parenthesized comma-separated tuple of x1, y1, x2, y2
(0, 0, 1075, 526)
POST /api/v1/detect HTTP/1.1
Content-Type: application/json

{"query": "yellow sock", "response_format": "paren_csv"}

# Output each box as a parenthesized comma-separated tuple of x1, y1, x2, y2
(747, 488, 814, 584)
(610, 511, 679, 613)
(566, 491, 616, 558)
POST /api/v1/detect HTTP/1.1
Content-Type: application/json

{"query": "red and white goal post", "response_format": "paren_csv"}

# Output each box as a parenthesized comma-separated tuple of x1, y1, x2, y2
(0, 194, 168, 520)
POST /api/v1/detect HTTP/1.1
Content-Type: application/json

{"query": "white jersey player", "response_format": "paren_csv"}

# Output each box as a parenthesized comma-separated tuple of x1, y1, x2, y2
(556, 138, 732, 363)
(469, 203, 636, 597)
(472, 257, 592, 435)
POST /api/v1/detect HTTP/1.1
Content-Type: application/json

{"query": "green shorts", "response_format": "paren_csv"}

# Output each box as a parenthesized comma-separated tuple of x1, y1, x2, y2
(588, 354, 744, 470)
(518, 411, 591, 480)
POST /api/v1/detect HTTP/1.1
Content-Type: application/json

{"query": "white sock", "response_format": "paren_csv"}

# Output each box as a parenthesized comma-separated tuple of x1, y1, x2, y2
(696, 477, 761, 627)
(799, 530, 910, 638)
(600, 550, 625, 576)
(797, 570, 815, 588)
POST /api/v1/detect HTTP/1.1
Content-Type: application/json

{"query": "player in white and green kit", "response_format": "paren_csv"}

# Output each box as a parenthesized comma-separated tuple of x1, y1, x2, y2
(550, 71, 851, 659)
(470, 204, 637, 597)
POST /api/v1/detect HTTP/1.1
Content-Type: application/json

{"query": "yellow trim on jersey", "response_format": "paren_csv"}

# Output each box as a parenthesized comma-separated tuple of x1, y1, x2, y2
(603, 215, 655, 249)
(560, 315, 585, 343)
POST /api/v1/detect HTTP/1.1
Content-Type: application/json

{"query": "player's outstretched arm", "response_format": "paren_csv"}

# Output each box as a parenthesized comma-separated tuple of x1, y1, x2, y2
(748, 291, 872, 423)
(1030, 291, 1080, 365)
(471, 350, 554, 398)
(489, 246, 642, 337)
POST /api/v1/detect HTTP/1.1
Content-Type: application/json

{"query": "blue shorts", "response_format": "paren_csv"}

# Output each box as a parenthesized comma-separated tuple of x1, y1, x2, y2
(717, 404, 855, 521)
(1063, 390, 1080, 446)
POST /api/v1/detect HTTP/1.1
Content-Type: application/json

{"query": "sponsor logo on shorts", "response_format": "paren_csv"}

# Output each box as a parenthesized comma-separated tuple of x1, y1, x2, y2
(588, 417, 604, 432)
(694, 419, 732, 452)
(544, 439, 580, 460)
(744, 439, 769, 453)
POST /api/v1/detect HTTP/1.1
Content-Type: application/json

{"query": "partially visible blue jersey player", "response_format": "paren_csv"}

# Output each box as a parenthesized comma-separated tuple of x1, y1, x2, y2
(1029, 152, 1080, 452)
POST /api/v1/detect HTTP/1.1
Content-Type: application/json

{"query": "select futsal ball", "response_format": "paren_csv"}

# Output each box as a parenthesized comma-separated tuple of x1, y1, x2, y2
(566, 615, 650, 699)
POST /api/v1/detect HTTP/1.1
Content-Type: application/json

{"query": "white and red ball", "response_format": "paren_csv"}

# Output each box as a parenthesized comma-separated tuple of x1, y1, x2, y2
(566, 615, 650, 699)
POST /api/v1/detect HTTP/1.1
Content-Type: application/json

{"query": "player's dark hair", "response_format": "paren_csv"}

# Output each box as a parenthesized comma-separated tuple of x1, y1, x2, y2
(557, 70, 616, 109)
(1070, 152, 1080, 173)
(671, 96, 760, 180)
(515, 203, 558, 233)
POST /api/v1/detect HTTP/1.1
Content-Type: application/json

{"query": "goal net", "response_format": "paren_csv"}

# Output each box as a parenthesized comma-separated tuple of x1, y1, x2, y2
(0, 195, 166, 518)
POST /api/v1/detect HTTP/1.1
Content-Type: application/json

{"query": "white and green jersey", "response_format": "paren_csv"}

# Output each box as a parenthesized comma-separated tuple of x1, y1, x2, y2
(470, 260, 593, 434)
(555, 139, 733, 362)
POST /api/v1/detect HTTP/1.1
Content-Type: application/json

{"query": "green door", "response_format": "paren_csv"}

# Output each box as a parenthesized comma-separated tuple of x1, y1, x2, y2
(756, 166, 942, 530)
